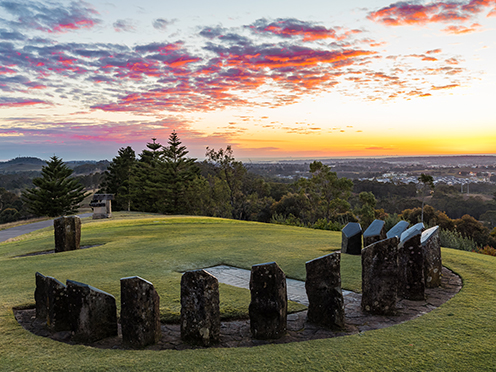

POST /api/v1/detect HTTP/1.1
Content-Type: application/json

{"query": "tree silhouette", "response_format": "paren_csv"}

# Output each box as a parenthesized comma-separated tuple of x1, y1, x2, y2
(22, 156, 88, 217)
(417, 173, 435, 224)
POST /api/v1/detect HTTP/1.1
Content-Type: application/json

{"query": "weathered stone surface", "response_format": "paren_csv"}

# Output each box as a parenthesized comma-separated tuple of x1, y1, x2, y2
(53, 216, 81, 253)
(249, 262, 287, 339)
(180, 270, 220, 346)
(400, 222, 424, 243)
(35, 272, 48, 320)
(361, 237, 399, 315)
(305, 253, 344, 329)
(121, 276, 161, 348)
(422, 226, 442, 288)
(398, 234, 425, 300)
(386, 220, 410, 239)
(363, 220, 386, 247)
(66, 280, 117, 342)
(45, 276, 70, 331)
(341, 222, 362, 255)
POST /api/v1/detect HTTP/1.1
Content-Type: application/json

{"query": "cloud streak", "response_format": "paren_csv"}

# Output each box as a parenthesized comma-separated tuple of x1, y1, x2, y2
(368, 0, 496, 32)
(0, 0, 100, 33)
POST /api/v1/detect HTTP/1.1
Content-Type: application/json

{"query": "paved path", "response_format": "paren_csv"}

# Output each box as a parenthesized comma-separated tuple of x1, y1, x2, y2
(0, 213, 92, 243)
(204, 264, 352, 306)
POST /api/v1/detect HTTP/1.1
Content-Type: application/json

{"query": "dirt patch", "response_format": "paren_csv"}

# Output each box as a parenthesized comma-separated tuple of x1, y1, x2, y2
(13, 267, 461, 350)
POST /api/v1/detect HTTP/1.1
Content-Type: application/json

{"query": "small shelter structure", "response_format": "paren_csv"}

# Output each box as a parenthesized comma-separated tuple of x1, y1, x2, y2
(89, 194, 114, 219)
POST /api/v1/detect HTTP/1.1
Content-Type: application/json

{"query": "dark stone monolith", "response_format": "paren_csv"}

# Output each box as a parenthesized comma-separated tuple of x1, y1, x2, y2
(398, 233, 425, 300)
(361, 237, 399, 315)
(54, 216, 81, 253)
(249, 262, 287, 339)
(180, 270, 220, 347)
(121, 276, 161, 348)
(35, 272, 48, 321)
(305, 252, 344, 329)
(45, 276, 70, 331)
(422, 226, 442, 288)
(341, 222, 362, 255)
(363, 219, 386, 247)
(66, 280, 117, 342)
(386, 220, 409, 239)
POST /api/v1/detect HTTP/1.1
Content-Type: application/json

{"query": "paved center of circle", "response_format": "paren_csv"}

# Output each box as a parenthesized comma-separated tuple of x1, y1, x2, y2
(203, 264, 352, 307)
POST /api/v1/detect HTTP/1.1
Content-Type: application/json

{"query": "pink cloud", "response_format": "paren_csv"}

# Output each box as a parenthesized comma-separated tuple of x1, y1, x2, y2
(442, 23, 481, 33)
(0, 98, 51, 108)
(368, 0, 496, 26)
(249, 18, 361, 42)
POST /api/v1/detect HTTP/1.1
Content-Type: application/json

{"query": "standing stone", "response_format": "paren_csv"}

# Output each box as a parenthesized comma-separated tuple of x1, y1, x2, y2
(305, 253, 344, 329)
(398, 234, 425, 300)
(363, 220, 386, 247)
(121, 276, 161, 348)
(249, 262, 287, 339)
(180, 270, 220, 346)
(422, 226, 442, 288)
(400, 222, 424, 244)
(46, 276, 70, 331)
(386, 220, 410, 239)
(66, 280, 117, 342)
(361, 237, 399, 315)
(341, 222, 362, 255)
(54, 216, 81, 253)
(35, 273, 70, 330)
(35, 272, 48, 321)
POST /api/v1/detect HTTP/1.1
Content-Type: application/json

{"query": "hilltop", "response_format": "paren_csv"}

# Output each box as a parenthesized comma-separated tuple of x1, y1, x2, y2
(0, 157, 109, 175)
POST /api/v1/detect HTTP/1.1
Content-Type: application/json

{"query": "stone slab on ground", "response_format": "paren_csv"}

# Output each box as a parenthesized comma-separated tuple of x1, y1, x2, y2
(204, 264, 351, 307)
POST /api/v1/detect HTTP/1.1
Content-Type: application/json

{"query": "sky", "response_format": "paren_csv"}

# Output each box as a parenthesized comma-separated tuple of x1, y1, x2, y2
(0, 0, 495, 161)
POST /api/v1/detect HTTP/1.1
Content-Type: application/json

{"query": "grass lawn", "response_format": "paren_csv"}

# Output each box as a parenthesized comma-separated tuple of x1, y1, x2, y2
(0, 213, 495, 371)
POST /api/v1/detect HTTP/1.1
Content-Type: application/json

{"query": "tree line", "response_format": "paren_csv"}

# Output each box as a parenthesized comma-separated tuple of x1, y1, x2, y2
(5, 131, 496, 254)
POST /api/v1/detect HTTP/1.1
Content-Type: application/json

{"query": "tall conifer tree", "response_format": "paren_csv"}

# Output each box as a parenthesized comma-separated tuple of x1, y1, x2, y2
(101, 146, 136, 211)
(162, 131, 199, 214)
(22, 156, 88, 217)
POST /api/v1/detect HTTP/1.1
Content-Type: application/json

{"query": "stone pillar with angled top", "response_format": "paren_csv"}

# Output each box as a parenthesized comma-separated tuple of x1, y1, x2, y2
(363, 219, 386, 247)
(34, 272, 69, 330)
(361, 237, 399, 315)
(121, 276, 161, 348)
(341, 222, 362, 255)
(46, 276, 70, 331)
(54, 215, 81, 253)
(400, 222, 424, 244)
(66, 280, 117, 342)
(180, 270, 220, 347)
(305, 252, 344, 329)
(249, 262, 287, 339)
(35, 272, 48, 321)
(398, 233, 425, 300)
(386, 220, 409, 239)
(422, 225, 442, 288)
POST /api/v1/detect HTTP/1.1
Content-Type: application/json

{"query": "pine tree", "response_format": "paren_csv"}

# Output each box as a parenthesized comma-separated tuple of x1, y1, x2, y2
(162, 131, 199, 214)
(101, 146, 136, 211)
(22, 156, 88, 217)
(130, 138, 167, 212)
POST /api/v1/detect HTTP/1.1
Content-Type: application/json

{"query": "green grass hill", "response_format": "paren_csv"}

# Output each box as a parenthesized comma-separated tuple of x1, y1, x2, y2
(0, 213, 495, 371)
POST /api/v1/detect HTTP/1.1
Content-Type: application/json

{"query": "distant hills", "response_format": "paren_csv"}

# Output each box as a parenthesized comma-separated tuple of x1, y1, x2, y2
(0, 157, 109, 175)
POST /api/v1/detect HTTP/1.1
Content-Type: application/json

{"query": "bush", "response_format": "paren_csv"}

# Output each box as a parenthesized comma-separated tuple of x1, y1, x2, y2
(476, 245, 496, 257)
(440, 228, 478, 252)
(312, 218, 342, 231)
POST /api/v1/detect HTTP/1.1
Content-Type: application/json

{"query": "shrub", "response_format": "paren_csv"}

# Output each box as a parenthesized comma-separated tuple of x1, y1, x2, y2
(440, 228, 478, 252)
(476, 245, 496, 257)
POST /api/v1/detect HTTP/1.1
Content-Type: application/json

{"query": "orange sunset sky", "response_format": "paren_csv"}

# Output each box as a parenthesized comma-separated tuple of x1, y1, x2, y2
(0, 0, 495, 160)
